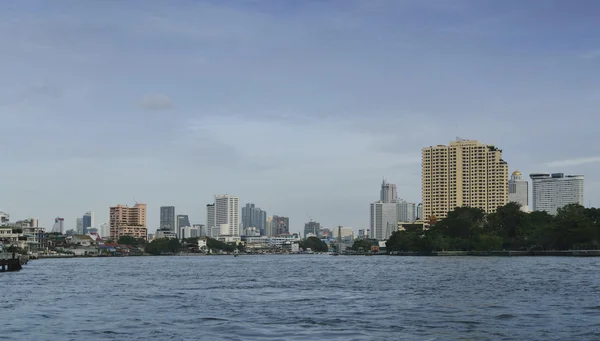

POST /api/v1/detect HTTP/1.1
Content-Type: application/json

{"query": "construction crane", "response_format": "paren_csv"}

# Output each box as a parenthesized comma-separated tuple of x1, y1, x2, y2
(306, 212, 313, 222)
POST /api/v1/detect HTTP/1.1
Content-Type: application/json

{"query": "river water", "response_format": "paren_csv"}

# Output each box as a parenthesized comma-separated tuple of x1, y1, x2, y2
(1, 255, 599, 340)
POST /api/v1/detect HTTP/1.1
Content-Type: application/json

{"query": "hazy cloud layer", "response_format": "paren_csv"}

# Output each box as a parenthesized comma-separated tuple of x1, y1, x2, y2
(1, 0, 599, 232)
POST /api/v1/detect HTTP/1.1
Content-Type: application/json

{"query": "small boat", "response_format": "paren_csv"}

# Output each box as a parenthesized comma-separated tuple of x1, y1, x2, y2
(331, 252, 339, 256)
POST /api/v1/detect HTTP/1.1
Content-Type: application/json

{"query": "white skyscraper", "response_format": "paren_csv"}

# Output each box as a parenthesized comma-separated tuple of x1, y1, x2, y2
(215, 195, 240, 236)
(98, 222, 110, 239)
(370, 202, 397, 240)
(397, 200, 416, 223)
(509, 171, 529, 211)
(530, 173, 584, 215)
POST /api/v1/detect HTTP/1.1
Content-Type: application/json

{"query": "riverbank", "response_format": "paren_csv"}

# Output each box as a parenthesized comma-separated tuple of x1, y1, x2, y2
(389, 250, 600, 257)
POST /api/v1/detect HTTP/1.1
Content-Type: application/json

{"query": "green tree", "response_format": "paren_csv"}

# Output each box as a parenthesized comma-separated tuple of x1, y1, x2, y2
(299, 237, 328, 252)
(118, 236, 146, 247)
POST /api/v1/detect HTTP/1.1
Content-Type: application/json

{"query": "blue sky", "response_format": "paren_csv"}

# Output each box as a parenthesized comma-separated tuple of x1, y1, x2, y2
(1, 0, 599, 233)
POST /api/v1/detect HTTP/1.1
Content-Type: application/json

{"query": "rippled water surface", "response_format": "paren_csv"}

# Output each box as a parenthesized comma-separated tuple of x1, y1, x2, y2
(2, 255, 600, 340)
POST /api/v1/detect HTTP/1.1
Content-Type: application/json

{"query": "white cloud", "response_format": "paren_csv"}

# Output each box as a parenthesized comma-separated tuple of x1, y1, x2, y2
(545, 156, 600, 168)
(139, 94, 173, 110)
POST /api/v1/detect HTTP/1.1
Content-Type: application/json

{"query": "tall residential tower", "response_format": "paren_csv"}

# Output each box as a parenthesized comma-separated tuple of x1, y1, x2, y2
(160, 206, 176, 231)
(422, 138, 509, 221)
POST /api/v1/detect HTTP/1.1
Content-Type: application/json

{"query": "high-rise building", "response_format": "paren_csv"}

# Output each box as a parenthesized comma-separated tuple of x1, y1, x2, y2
(98, 222, 110, 238)
(76, 217, 83, 235)
(509, 171, 529, 210)
(215, 195, 240, 236)
(397, 200, 416, 223)
(206, 204, 216, 237)
(51, 217, 65, 234)
(370, 202, 397, 240)
(530, 173, 584, 215)
(109, 203, 147, 240)
(160, 206, 176, 231)
(380, 180, 398, 203)
(177, 215, 191, 229)
(422, 138, 509, 221)
(303, 221, 321, 238)
(242, 203, 267, 236)
(83, 211, 94, 234)
(416, 203, 423, 220)
(193, 224, 206, 237)
(358, 229, 369, 239)
(271, 215, 290, 236)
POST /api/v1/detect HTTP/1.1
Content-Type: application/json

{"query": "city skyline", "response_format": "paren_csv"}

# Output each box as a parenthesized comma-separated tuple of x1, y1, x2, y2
(2, 1, 600, 233)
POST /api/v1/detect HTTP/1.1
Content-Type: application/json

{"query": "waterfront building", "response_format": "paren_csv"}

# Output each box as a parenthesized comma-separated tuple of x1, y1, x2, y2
(109, 203, 147, 240)
(76, 218, 83, 235)
(303, 221, 321, 239)
(530, 173, 584, 215)
(215, 195, 240, 236)
(380, 179, 398, 203)
(160, 206, 176, 231)
(155, 230, 178, 239)
(370, 202, 397, 240)
(83, 211, 94, 234)
(509, 171, 530, 211)
(422, 138, 508, 220)
(266, 216, 274, 236)
(179, 225, 200, 239)
(241, 203, 267, 236)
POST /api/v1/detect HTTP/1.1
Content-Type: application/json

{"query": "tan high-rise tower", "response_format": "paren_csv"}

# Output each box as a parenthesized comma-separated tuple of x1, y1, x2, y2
(421, 138, 508, 221)
(109, 203, 147, 240)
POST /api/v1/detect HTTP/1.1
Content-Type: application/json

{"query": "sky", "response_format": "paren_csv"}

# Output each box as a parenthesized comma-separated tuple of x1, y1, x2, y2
(1, 0, 600, 233)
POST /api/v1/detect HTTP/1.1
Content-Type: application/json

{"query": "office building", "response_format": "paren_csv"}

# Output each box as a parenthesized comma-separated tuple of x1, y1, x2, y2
(206, 204, 216, 235)
(271, 215, 290, 236)
(380, 179, 397, 203)
(397, 200, 416, 223)
(530, 173, 584, 215)
(109, 203, 147, 240)
(422, 138, 508, 220)
(303, 221, 321, 238)
(509, 171, 529, 210)
(76, 218, 83, 235)
(416, 203, 423, 220)
(370, 202, 398, 240)
(83, 211, 94, 234)
(193, 224, 206, 237)
(215, 195, 240, 236)
(160, 206, 176, 231)
(177, 214, 191, 229)
(242, 203, 267, 236)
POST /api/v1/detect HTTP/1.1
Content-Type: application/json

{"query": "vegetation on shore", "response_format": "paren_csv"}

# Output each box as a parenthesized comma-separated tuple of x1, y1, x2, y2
(299, 236, 329, 252)
(386, 203, 600, 253)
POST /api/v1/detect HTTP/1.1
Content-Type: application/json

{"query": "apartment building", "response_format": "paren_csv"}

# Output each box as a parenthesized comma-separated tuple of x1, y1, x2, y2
(422, 138, 509, 220)
(109, 203, 147, 240)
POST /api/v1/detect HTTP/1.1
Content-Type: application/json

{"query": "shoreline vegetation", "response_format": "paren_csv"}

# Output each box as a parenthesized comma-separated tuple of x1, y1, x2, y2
(385, 203, 600, 254)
